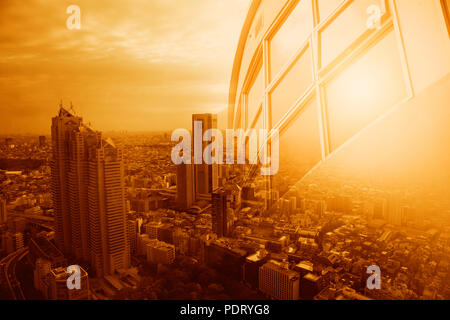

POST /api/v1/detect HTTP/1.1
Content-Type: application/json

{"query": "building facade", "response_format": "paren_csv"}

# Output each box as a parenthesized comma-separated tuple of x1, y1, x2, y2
(51, 107, 130, 277)
(259, 260, 300, 300)
(176, 162, 194, 210)
(192, 113, 219, 198)
(145, 239, 176, 264)
(212, 189, 228, 237)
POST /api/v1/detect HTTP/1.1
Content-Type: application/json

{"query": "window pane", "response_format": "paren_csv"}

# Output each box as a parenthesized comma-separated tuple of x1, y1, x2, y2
(317, 0, 343, 22)
(274, 97, 322, 193)
(270, 0, 313, 80)
(320, 0, 384, 68)
(247, 66, 264, 126)
(270, 47, 313, 127)
(325, 30, 407, 151)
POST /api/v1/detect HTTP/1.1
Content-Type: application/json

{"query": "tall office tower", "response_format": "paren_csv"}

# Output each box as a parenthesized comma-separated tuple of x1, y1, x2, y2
(51, 107, 129, 277)
(176, 162, 194, 210)
(0, 198, 7, 224)
(259, 260, 300, 300)
(212, 189, 227, 237)
(68, 125, 100, 261)
(192, 113, 218, 199)
(127, 219, 138, 255)
(51, 107, 83, 255)
(86, 137, 130, 276)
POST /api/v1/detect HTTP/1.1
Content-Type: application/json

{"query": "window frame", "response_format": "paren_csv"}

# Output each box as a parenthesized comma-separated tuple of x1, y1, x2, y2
(232, 0, 414, 187)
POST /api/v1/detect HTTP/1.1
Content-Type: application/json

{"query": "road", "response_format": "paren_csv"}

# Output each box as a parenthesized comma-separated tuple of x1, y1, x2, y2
(0, 247, 28, 300)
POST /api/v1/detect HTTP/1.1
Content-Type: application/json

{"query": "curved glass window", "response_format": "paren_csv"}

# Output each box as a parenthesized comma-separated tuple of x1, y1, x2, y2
(270, 0, 313, 80)
(270, 47, 313, 127)
(247, 66, 264, 127)
(319, 0, 385, 69)
(274, 96, 322, 193)
(324, 30, 407, 151)
(317, 0, 343, 22)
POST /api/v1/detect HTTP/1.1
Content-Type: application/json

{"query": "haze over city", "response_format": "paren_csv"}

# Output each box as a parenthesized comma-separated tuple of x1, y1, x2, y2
(0, 0, 250, 134)
(1, 0, 450, 306)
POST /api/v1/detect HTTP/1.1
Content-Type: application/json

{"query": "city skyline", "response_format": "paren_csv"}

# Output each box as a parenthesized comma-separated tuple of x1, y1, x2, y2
(1, 0, 450, 304)
(0, 0, 250, 134)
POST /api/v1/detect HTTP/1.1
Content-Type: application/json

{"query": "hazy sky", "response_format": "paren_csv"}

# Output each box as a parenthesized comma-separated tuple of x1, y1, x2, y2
(0, 0, 250, 134)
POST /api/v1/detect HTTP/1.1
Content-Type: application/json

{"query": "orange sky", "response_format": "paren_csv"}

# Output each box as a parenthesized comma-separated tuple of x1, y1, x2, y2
(0, 0, 250, 134)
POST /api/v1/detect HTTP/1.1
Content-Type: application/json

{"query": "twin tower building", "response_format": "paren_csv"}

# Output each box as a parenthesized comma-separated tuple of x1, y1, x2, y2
(51, 108, 221, 277)
(51, 107, 129, 277)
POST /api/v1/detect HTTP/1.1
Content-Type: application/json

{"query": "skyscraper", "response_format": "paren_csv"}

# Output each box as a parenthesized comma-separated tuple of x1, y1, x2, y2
(192, 113, 218, 198)
(51, 107, 82, 255)
(176, 162, 194, 210)
(51, 107, 130, 277)
(212, 189, 227, 237)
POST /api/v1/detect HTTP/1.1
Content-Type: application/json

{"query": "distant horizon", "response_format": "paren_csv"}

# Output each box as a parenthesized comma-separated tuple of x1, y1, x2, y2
(0, 0, 248, 134)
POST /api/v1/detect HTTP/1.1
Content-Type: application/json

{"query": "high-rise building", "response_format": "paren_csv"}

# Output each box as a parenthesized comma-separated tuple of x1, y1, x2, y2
(192, 113, 218, 198)
(259, 260, 300, 300)
(212, 189, 227, 237)
(0, 198, 7, 224)
(176, 162, 194, 210)
(127, 219, 139, 255)
(51, 107, 82, 255)
(51, 107, 130, 277)
(212, 183, 240, 238)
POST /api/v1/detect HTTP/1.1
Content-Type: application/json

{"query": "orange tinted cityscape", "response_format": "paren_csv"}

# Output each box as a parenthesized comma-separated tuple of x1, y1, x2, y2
(1, 0, 450, 305)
